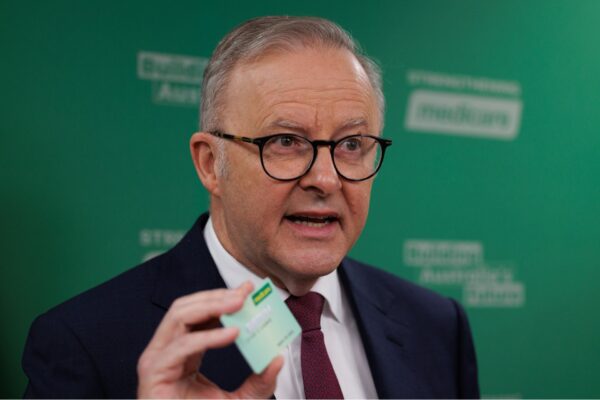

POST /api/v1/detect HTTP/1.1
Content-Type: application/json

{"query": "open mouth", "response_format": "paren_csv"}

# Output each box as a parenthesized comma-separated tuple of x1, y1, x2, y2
(285, 214, 339, 228)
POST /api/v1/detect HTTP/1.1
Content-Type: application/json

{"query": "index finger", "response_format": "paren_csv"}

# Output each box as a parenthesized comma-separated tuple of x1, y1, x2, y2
(147, 281, 254, 350)
(173, 281, 254, 309)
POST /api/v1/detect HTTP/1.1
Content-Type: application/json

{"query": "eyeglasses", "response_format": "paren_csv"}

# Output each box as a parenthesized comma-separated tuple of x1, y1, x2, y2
(208, 130, 392, 182)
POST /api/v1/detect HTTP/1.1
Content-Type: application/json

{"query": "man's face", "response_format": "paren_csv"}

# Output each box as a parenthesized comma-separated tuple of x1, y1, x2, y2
(210, 46, 381, 294)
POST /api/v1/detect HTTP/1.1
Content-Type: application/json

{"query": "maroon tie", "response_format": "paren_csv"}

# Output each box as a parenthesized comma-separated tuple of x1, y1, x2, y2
(286, 292, 344, 399)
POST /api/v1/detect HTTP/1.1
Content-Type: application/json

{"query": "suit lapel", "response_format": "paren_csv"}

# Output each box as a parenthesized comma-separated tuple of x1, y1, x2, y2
(339, 260, 426, 398)
(151, 213, 227, 310)
(150, 213, 252, 391)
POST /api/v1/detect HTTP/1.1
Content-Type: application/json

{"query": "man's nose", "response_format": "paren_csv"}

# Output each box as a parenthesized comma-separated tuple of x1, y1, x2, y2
(298, 146, 342, 195)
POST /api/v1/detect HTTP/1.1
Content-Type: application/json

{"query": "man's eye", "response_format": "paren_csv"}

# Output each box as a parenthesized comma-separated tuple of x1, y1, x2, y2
(340, 137, 362, 151)
(276, 135, 296, 147)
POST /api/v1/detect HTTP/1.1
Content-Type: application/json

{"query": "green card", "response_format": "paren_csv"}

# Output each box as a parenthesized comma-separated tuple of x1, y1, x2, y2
(220, 278, 301, 374)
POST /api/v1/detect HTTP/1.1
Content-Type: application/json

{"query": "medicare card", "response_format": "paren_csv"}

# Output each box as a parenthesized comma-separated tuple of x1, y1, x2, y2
(220, 278, 301, 374)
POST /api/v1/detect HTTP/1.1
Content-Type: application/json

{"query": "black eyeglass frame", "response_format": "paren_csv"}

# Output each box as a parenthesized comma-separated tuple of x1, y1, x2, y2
(208, 130, 392, 182)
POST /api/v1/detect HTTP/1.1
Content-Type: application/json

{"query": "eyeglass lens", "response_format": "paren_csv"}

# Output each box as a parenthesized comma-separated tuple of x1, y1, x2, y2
(261, 135, 383, 180)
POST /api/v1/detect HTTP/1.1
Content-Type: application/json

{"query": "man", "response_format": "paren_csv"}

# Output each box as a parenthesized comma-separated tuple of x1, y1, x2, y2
(22, 16, 479, 399)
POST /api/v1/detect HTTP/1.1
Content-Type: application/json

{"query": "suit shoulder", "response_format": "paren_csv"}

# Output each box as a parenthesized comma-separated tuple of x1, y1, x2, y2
(342, 257, 462, 324)
(343, 257, 449, 302)
(23, 252, 175, 399)
(37, 251, 170, 325)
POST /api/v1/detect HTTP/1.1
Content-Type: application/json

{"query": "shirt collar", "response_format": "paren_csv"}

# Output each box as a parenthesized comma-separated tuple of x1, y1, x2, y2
(203, 216, 346, 323)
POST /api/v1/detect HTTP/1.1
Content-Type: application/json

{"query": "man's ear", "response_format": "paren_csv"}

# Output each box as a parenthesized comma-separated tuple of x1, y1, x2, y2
(190, 132, 221, 197)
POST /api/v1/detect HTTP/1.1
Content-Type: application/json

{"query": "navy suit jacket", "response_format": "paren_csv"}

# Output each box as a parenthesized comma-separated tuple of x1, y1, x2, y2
(22, 213, 480, 398)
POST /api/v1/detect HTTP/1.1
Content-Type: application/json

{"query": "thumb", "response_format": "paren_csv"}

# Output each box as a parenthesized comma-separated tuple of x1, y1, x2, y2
(234, 356, 284, 399)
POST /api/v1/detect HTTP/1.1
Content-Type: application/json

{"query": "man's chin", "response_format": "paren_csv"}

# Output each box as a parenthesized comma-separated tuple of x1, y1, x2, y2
(273, 254, 342, 293)
(276, 272, 327, 296)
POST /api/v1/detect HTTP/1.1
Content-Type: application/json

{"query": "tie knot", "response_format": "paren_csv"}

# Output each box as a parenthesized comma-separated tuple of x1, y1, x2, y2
(286, 292, 324, 332)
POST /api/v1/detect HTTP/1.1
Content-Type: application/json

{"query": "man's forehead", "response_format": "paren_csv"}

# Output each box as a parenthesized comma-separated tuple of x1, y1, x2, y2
(239, 47, 369, 85)
(227, 46, 365, 94)
(224, 46, 380, 133)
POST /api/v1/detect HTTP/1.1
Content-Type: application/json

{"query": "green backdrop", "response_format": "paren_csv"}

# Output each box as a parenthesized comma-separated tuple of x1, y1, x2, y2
(2, 0, 599, 398)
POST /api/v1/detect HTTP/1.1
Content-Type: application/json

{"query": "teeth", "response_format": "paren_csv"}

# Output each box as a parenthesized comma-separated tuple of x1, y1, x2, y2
(292, 219, 331, 228)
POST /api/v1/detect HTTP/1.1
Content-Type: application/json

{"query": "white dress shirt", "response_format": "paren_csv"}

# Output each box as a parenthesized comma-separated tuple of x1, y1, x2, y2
(204, 217, 378, 399)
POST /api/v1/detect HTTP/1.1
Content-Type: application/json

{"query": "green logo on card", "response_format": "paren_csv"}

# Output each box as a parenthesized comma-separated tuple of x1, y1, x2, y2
(252, 283, 272, 305)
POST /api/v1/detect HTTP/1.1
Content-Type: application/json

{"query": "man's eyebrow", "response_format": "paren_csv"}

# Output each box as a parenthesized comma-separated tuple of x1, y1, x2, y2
(265, 119, 308, 132)
(266, 118, 370, 132)
(339, 118, 369, 130)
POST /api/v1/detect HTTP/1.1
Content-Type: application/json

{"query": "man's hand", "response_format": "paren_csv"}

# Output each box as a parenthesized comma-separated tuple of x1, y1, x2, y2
(137, 282, 284, 399)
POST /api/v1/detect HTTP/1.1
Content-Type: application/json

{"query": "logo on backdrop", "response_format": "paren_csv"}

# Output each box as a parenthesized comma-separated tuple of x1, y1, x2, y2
(404, 70, 523, 140)
(139, 228, 185, 261)
(136, 51, 209, 107)
(403, 239, 525, 308)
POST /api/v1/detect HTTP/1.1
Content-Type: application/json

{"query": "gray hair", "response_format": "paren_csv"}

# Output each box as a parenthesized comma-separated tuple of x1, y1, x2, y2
(199, 15, 385, 133)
